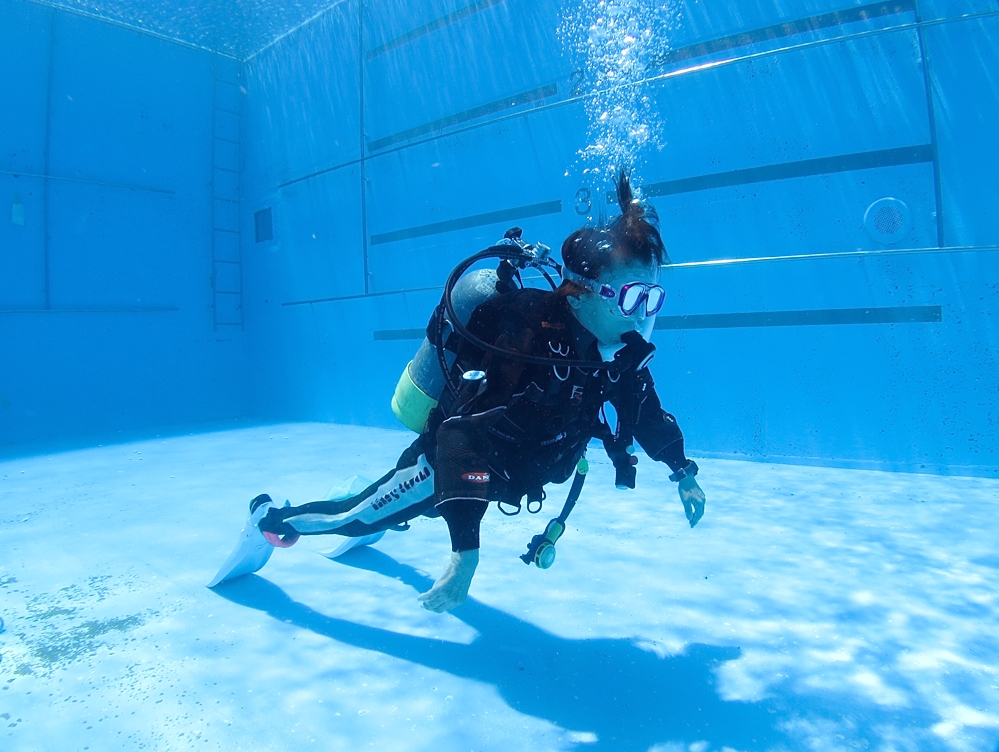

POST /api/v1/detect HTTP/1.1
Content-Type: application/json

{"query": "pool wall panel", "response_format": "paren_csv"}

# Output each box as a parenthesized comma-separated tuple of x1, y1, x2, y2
(0, 0, 248, 450)
(923, 15, 999, 247)
(242, 1, 367, 422)
(236, 0, 999, 473)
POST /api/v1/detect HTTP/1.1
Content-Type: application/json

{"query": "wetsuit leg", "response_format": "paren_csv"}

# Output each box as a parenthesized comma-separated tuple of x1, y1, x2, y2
(259, 437, 437, 538)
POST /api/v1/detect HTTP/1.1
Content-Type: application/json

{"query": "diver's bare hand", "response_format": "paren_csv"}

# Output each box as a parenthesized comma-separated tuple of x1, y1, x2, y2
(678, 476, 706, 527)
(418, 549, 478, 612)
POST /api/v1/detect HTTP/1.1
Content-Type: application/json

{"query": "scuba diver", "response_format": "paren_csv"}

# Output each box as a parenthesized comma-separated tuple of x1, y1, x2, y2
(209, 169, 706, 613)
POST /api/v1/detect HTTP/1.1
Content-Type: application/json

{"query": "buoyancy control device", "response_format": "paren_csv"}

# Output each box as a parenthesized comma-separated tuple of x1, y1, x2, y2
(388, 227, 658, 567)
(390, 227, 635, 432)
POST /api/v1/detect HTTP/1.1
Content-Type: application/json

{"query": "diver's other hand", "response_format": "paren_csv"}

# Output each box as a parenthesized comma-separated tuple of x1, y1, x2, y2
(678, 476, 706, 527)
(418, 549, 479, 612)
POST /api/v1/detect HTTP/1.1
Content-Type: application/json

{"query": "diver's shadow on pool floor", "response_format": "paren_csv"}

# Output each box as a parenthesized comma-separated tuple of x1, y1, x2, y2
(213, 547, 784, 751)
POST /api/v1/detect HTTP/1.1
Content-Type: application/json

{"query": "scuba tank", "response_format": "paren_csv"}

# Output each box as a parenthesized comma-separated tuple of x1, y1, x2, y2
(390, 226, 561, 433)
(390, 268, 501, 433)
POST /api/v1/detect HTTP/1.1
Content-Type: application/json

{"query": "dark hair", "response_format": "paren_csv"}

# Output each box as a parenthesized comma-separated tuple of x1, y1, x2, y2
(559, 168, 668, 294)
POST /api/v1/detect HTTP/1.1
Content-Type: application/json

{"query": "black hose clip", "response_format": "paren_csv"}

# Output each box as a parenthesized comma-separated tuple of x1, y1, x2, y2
(612, 452, 639, 489)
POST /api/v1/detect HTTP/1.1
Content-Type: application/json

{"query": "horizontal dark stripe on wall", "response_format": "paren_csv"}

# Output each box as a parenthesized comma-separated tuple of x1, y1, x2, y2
(0, 308, 180, 314)
(278, 157, 362, 189)
(0, 168, 175, 195)
(367, 83, 558, 151)
(655, 306, 941, 329)
(283, 284, 445, 306)
(366, 0, 507, 60)
(373, 328, 427, 341)
(370, 199, 562, 245)
(287, 246, 998, 307)
(646, 0, 914, 71)
(373, 306, 941, 340)
(617, 145, 932, 201)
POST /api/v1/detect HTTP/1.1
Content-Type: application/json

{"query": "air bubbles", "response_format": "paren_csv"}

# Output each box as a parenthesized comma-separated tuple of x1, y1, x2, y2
(559, 0, 679, 182)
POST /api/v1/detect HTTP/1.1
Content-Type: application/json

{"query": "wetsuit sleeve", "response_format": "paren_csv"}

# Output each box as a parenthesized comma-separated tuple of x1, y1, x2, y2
(629, 369, 690, 473)
(434, 409, 497, 551)
(437, 497, 488, 552)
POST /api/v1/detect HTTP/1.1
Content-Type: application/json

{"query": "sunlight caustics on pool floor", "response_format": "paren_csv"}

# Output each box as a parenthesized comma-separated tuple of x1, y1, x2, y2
(1, 423, 997, 751)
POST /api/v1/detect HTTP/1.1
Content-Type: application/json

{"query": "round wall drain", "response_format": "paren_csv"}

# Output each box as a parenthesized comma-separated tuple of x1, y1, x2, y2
(864, 197, 912, 244)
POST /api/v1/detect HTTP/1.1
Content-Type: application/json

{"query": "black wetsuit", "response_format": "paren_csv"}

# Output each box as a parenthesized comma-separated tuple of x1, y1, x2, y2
(260, 287, 691, 552)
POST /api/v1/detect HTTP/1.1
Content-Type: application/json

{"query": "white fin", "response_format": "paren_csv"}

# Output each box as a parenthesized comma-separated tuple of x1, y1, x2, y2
(314, 530, 386, 559)
(322, 475, 373, 501)
(207, 502, 275, 587)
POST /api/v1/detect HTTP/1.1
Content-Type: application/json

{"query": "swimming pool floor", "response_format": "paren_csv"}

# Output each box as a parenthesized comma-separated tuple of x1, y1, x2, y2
(1, 423, 997, 752)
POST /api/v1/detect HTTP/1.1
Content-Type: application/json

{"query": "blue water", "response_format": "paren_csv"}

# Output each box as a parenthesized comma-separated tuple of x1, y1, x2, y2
(1, 1, 998, 750)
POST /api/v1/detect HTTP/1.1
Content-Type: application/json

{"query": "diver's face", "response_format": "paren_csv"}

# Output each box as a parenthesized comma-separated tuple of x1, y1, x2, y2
(567, 260, 661, 347)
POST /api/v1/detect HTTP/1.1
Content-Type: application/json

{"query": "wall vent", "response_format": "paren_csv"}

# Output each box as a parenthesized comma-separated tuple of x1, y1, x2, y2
(254, 207, 273, 243)
(864, 197, 911, 244)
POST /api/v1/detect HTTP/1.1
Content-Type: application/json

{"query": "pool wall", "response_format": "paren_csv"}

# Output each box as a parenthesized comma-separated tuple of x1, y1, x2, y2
(3, 0, 998, 474)
(1, 0, 249, 448)
(241, 0, 999, 474)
